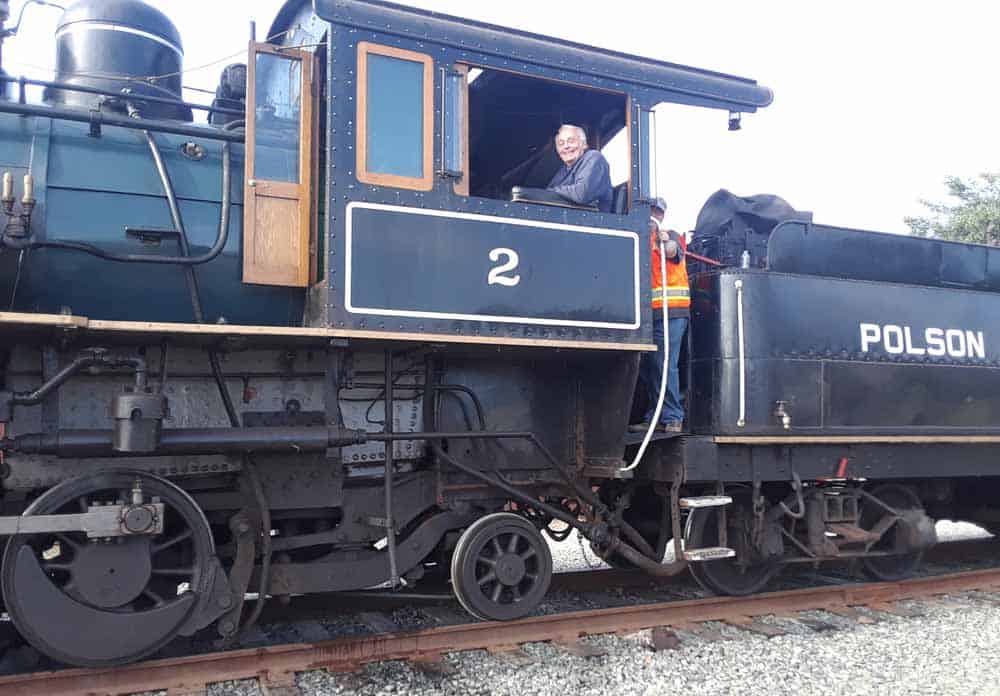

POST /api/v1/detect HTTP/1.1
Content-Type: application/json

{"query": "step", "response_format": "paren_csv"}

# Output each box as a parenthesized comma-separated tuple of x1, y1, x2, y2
(679, 495, 733, 509)
(683, 546, 736, 562)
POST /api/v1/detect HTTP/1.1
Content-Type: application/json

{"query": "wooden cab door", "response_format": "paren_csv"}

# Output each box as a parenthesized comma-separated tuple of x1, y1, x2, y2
(243, 42, 317, 287)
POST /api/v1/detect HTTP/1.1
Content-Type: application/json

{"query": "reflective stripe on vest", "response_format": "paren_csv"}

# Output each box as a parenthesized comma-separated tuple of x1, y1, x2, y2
(651, 286, 691, 309)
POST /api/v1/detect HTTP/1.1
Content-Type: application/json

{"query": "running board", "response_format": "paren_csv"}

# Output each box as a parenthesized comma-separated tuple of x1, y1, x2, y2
(683, 547, 736, 562)
(679, 496, 732, 509)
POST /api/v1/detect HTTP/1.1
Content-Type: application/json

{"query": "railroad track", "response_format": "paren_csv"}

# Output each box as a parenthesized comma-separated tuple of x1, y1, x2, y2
(1, 545, 998, 695)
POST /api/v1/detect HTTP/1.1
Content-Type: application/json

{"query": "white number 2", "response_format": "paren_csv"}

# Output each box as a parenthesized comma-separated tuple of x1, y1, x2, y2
(487, 247, 521, 287)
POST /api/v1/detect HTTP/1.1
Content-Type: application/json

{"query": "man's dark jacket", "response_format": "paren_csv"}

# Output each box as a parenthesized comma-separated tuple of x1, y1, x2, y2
(547, 149, 613, 212)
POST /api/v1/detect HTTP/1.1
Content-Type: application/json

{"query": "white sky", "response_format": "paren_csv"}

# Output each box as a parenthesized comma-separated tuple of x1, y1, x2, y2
(5, 0, 999, 234)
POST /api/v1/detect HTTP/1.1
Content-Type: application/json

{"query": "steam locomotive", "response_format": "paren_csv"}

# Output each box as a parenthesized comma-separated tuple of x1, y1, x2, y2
(0, 0, 997, 669)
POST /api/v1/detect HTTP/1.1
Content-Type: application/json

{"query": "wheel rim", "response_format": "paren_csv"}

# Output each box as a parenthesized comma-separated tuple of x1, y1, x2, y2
(2, 471, 214, 667)
(452, 513, 552, 621)
(859, 484, 924, 581)
(685, 498, 780, 596)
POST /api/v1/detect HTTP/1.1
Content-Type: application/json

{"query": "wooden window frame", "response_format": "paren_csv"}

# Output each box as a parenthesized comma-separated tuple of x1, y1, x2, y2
(243, 42, 318, 287)
(356, 42, 435, 192)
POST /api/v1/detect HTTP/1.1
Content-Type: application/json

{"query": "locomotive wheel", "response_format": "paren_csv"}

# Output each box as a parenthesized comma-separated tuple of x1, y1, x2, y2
(451, 513, 552, 621)
(1, 471, 215, 667)
(859, 484, 925, 582)
(684, 498, 780, 596)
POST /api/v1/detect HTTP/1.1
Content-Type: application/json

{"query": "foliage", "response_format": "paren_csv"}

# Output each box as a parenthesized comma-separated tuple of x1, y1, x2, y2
(905, 173, 1000, 246)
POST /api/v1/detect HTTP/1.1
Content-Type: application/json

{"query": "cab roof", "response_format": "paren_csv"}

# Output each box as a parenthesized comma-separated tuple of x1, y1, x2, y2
(308, 0, 773, 112)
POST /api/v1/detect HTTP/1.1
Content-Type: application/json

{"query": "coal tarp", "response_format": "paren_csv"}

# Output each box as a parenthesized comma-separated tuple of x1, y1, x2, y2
(688, 189, 812, 273)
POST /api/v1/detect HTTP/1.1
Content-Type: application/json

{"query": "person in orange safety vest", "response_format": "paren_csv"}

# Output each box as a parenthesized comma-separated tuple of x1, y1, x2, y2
(630, 197, 690, 433)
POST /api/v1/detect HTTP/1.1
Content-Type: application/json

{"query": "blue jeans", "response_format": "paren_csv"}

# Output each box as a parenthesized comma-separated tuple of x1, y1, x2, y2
(639, 316, 688, 425)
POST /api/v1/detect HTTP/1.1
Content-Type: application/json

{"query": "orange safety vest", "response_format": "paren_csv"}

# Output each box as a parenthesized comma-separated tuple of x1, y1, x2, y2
(650, 227, 691, 311)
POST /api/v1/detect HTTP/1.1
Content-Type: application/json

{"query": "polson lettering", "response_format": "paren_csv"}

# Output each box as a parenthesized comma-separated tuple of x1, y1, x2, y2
(859, 323, 985, 359)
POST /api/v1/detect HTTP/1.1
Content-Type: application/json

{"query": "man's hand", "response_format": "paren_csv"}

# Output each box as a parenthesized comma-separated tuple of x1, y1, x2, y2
(655, 228, 680, 258)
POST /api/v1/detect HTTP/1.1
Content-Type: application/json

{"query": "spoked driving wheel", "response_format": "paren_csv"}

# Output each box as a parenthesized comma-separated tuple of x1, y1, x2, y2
(684, 496, 780, 596)
(1, 471, 215, 667)
(451, 512, 553, 621)
(859, 484, 925, 582)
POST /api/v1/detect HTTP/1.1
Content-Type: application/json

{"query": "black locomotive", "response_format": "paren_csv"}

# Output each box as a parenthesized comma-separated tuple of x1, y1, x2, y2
(0, 0, 994, 668)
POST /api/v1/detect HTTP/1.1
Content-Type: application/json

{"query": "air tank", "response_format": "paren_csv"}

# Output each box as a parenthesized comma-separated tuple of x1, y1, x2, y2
(50, 0, 192, 121)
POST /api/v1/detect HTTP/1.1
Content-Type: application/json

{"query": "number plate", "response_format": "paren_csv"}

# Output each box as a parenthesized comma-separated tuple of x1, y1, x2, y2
(345, 202, 640, 329)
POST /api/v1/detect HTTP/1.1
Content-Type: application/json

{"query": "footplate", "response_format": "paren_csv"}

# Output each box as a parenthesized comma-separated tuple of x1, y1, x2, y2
(679, 496, 732, 509)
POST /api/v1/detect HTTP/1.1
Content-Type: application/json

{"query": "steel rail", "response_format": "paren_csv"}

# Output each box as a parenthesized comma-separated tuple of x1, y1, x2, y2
(3, 566, 1000, 696)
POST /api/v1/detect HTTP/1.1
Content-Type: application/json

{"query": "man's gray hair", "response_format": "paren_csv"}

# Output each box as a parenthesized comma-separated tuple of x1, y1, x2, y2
(555, 124, 588, 147)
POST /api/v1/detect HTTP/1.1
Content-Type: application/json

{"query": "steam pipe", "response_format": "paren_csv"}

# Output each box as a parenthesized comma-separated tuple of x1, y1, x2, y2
(7, 426, 368, 457)
(9, 353, 146, 406)
(610, 539, 687, 577)
(141, 127, 205, 322)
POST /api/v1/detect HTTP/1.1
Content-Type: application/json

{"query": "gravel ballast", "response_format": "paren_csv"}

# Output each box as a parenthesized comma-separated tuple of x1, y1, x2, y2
(264, 596, 1000, 696)
(200, 521, 998, 696)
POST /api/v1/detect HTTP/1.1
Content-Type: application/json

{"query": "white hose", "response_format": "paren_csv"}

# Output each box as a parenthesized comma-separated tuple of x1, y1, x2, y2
(621, 232, 670, 473)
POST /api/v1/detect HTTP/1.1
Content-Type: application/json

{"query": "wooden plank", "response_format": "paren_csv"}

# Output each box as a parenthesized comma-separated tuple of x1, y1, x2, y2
(246, 194, 304, 286)
(0, 311, 89, 328)
(0, 312, 656, 351)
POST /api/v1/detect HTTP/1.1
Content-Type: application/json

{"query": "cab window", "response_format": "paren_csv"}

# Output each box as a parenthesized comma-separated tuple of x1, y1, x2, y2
(456, 66, 629, 213)
(356, 42, 434, 191)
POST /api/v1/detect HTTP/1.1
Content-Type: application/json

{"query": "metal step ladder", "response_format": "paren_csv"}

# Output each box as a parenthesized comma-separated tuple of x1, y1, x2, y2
(679, 495, 736, 562)
(683, 546, 737, 562)
(679, 495, 732, 509)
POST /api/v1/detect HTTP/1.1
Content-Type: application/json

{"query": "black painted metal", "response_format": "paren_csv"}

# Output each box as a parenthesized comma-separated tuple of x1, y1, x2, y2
(8, 426, 368, 457)
(648, 437, 1000, 485)
(769, 221, 1000, 293)
(52, 0, 191, 121)
(317, 0, 771, 347)
(260, 509, 477, 595)
(0, 471, 216, 667)
(346, 205, 638, 328)
(314, 0, 772, 111)
(690, 269, 1000, 436)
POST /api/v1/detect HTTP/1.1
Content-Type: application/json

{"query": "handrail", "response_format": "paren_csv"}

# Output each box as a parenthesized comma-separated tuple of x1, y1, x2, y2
(0, 100, 244, 143)
(0, 74, 244, 117)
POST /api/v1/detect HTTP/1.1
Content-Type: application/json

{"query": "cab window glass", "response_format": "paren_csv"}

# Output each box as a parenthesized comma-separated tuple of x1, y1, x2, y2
(357, 43, 433, 191)
(253, 52, 302, 183)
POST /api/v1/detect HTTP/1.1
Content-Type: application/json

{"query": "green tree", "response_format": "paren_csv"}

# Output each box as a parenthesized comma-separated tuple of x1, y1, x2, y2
(905, 172, 1000, 245)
